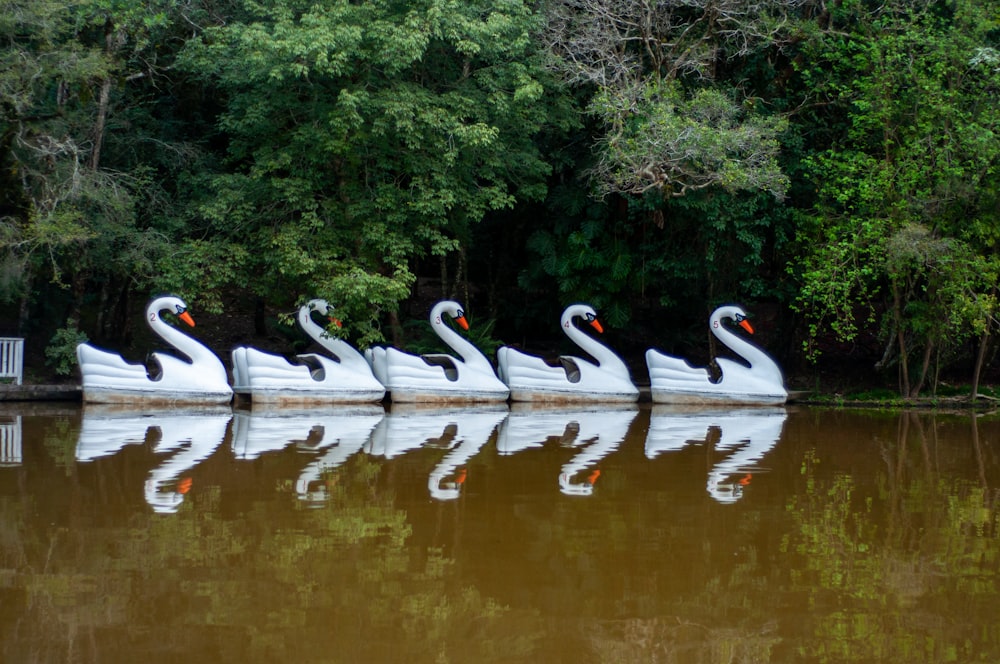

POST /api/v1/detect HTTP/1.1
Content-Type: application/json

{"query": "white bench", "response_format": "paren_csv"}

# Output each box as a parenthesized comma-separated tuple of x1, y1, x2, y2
(0, 337, 24, 385)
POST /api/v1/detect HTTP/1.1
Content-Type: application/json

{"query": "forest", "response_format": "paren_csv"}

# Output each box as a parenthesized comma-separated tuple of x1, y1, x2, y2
(2, 0, 1000, 398)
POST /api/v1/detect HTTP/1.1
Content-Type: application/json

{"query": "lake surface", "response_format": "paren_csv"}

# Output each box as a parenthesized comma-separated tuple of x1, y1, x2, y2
(1, 402, 999, 663)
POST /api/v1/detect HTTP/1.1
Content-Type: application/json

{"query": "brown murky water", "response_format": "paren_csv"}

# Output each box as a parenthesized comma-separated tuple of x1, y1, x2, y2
(1, 403, 999, 663)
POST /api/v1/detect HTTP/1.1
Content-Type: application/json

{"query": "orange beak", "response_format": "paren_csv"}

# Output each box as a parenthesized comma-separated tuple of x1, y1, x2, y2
(587, 469, 601, 485)
(178, 311, 195, 327)
(178, 477, 193, 494)
(456, 469, 467, 485)
(738, 319, 754, 334)
(329, 317, 343, 328)
(589, 319, 604, 334)
(454, 316, 469, 331)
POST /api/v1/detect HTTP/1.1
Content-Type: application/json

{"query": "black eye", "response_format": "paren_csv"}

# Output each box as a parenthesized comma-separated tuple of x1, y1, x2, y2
(456, 309, 465, 318)
(586, 313, 596, 322)
(175, 305, 186, 315)
(734, 313, 745, 322)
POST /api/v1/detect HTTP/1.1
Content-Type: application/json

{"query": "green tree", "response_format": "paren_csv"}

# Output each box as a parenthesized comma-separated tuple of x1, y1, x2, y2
(177, 0, 575, 347)
(541, 0, 798, 200)
(791, 0, 1000, 396)
(0, 0, 224, 346)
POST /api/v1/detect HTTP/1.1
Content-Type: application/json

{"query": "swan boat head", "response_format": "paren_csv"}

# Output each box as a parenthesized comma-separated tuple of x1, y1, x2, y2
(711, 305, 755, 336)
(433, 300, 470, 331)
(561, 303, 604, 334)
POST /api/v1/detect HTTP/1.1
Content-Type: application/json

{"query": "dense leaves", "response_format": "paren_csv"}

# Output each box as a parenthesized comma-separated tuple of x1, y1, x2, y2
(174, 0, 573, 344)
(791, 0, 1000, 394)
(2, 0, 1000, 394)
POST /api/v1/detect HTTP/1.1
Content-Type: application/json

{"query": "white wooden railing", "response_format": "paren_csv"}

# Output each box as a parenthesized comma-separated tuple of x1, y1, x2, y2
(0, 337, 24, 385)
(0, 416, 21, 466)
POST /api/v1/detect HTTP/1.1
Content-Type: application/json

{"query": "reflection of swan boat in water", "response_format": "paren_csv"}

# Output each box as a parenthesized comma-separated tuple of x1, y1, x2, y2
(496, 404, 637, 496)
(76, 295, 233, 405)
(557, 409, 637, 496)
(76, 405, 231, 461)
(231, 299, 385, 405)
(143, 413, 230, 513)
(497, 304, 639, 403)
(228, 406, 383, 504)
(646, 305, 787, 405)
(75, 406, 231, 513)
(295, 418, 381, 504)
(426, 409, 508, 501)
(364, 405, 507, 500)
(366, 404, 506, 459)
(645, 406, 786, 503)
(365, 301, 509, 404)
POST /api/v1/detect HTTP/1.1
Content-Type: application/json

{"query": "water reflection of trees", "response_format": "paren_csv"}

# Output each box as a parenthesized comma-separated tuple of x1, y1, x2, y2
(782, 411, 1000, 662)
(0, 420, 541, 663)
(571, 411, 1000, 663)
(4, 409, 1000, 662)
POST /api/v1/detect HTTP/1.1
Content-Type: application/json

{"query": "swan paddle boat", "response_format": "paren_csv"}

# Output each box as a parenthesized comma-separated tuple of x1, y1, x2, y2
(76, 295, 233, 405)
(645, 305, 787, 405)
(231, 299, 385, 405)
(497, 304, 639, 403)
(364, 300, 509, 403)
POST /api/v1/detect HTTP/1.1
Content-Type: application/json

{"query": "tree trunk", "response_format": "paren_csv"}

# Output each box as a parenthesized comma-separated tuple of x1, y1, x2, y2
(389, 310, 403, 347)
(439, 255, 449, 300)
(89, 20, 115, 171)
(254, 296, 267, 336)
(971, 329, 990, 400)
(90, 77, 111, 171)
(909, 339, 933, 398)
(891, 282, 910, 397)
(459, 244, 469, 311)
(16, 269, 33, 335)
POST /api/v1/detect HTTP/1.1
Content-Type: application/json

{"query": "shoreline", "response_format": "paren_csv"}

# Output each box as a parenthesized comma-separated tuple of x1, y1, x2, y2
(1, 384, 995, 410)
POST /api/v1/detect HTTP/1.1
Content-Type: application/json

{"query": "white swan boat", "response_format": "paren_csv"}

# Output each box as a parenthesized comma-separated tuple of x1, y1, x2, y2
(645, 406, 786, 503)
(76, 295, 233, 405)
(645, 305, 787, 405)
(497, 304, 639, 403)
(365, 300, 509, 403)
(231, 299, 385, 405)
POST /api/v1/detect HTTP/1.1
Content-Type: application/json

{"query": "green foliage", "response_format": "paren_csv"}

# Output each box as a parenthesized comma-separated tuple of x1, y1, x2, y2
(790, 0, 1000, 387)
(158, 238, 250, 315)
(0, 0, 212, 331)
(544, 0, 803, 200)
(590, 81, 790, 199)
(522, 179, 793, 344)
(176, 0, 574, 342)
(45, 321, 87, 376)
